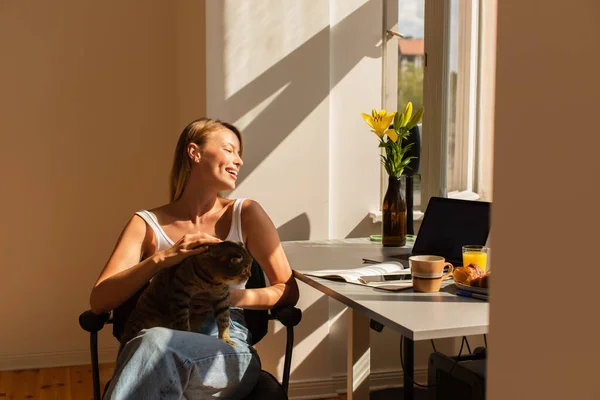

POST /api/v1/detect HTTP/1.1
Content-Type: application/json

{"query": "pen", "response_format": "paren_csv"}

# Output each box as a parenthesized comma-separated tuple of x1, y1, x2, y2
(456, 290, 488, 301)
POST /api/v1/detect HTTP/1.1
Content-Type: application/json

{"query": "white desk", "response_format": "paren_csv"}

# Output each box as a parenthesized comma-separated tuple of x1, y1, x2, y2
(283, 239, 489, 400)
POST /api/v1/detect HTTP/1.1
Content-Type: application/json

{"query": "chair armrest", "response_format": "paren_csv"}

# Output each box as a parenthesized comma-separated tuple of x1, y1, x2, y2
(79, 310, 111, 332)
(269, 306, 302, 327)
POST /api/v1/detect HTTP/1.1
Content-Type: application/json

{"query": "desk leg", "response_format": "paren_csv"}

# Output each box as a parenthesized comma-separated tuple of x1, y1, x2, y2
(403, 336, 414, 400)
(347, 308, 370, 400)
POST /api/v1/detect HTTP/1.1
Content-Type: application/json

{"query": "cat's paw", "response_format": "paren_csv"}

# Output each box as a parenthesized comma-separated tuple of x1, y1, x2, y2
(223, 338, 237, 347)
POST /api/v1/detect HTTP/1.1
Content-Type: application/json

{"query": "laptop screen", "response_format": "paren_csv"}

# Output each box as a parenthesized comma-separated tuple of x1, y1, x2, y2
(412, 197, 491, 265)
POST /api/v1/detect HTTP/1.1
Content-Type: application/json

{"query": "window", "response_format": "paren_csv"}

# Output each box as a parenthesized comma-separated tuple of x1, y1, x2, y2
(446, 0, 480, 199)
(397, 0, 424, 211)
(445, 0, 496, 203)
(382, 0, 496, 214)
(379, 0, 426, 216)
(397, 1, 424, 111)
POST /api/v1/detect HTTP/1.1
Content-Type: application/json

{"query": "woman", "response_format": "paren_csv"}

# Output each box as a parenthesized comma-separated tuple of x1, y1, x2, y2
(90, 118, 299, 399)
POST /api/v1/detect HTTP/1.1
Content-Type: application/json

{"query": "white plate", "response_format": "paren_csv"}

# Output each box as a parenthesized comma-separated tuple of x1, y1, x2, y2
(454, 281, 488, 295)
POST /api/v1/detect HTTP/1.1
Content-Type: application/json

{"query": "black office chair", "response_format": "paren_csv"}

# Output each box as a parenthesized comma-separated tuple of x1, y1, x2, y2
(79, 260, 302, 400)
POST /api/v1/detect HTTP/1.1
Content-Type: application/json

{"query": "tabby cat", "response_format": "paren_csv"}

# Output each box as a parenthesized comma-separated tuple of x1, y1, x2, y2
(120, 241, 252, 350)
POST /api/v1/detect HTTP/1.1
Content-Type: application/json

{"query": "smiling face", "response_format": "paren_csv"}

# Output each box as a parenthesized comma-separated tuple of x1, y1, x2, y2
(190, 128, 243, 191)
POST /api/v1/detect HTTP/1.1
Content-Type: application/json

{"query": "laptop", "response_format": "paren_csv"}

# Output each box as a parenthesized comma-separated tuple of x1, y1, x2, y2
(365, 197, 491, 267)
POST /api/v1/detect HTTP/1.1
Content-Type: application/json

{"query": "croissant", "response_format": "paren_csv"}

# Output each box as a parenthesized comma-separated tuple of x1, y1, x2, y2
(453, 264, 485, 285)
(470, 271, 491, 288)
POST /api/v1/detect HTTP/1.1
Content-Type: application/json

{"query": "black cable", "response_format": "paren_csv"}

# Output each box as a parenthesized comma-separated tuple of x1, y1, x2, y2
(400, 335, 436, 389)
(448, 336, 466, 377)
(463, 336, 472, 354)
(430, 339, 437, 353)
(484, 334, 487, 348)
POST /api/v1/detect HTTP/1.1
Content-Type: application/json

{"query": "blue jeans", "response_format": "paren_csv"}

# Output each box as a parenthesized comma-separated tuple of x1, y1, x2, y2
(104, 309, 261, 399)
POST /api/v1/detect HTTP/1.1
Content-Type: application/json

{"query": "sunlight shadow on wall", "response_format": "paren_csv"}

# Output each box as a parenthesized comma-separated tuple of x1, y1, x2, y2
(277, 212, 311, 241)
(207, 0, 383, 186)
(345, 214, 381, 239)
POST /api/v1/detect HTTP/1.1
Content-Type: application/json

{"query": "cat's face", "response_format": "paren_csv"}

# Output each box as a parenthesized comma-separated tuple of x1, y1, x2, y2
(189, 241, 252, 285)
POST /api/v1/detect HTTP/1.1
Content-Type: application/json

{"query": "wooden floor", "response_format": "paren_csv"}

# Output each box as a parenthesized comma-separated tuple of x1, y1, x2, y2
(0, 364, 345, 400)
(0, 364, 115, 400)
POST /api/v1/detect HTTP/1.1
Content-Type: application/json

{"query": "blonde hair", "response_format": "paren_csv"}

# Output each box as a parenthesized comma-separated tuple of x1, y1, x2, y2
(170, 118, 243, 202)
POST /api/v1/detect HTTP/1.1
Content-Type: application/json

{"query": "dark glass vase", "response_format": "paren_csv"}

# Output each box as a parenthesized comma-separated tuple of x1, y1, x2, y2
(382, 176, 407, 247)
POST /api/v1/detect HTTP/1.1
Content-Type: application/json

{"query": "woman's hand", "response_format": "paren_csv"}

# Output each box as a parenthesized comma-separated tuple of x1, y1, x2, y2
(155, 232, 223, 269)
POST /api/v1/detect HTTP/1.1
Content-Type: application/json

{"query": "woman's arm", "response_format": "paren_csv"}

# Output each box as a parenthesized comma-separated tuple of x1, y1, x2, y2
(89, 215, 220, 314)
(90, 215, 158, 314)
(230, 200, 300, 310)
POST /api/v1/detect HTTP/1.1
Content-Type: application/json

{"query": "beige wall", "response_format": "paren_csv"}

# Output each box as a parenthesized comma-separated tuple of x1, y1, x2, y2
(488, 0, 600, 399)
(175, 1, 207, 130)
(0, 1, 478, 398)
(0, 0, 205, 368)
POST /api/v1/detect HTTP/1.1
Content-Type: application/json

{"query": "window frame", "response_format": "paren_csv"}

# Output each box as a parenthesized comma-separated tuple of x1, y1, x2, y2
(379, 0, 495, 214)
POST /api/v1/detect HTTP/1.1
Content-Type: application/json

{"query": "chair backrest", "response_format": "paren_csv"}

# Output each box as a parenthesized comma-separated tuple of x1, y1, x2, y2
(243, 260, 269, 345)
(111, 259, 269, 346)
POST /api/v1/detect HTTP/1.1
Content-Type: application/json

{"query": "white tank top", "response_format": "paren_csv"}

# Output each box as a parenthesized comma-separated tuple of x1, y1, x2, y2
(135, 198, 248, 290)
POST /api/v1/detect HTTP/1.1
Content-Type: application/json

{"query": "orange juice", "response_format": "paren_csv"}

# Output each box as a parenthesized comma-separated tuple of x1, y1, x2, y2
(462, 251, 488, 272)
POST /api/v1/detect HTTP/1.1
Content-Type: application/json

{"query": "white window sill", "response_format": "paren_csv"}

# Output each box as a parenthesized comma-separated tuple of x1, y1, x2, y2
(447, 190, 480, 201)
(369, 210, 424, 224)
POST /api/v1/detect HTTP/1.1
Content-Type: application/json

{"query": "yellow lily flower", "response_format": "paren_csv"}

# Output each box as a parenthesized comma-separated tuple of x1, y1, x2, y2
(361, 109, 396, 139)
(361, 102, 424, 177)
(385, 129, 398, 143)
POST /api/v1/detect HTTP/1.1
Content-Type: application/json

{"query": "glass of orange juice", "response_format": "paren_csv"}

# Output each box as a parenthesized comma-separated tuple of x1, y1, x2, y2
(462, 245, 489, 272)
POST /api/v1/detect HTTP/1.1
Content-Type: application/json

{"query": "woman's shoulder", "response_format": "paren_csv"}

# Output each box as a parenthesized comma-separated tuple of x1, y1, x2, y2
(236, 198, 260, 211)
(130, 204, 172, 229)
(223, 197, 257, 209)
(143, 203, 179, 223)
(238, 199, 270, 223)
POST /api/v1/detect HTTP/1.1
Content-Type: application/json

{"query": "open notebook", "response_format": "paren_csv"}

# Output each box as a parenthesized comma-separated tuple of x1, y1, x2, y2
(303, 261, 413, 292)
